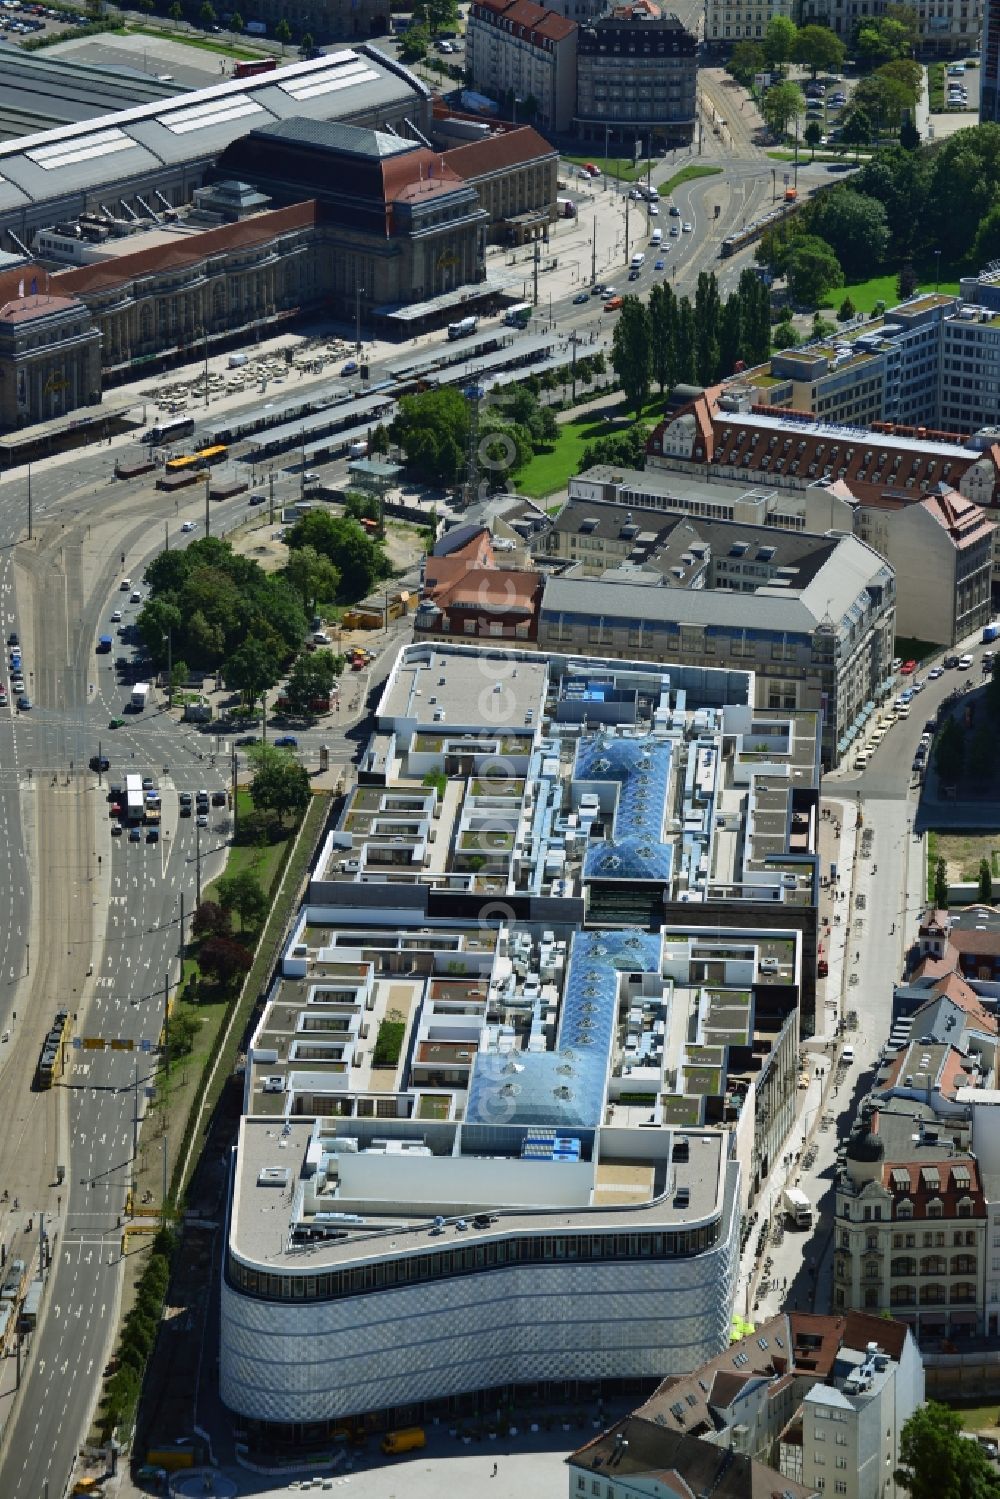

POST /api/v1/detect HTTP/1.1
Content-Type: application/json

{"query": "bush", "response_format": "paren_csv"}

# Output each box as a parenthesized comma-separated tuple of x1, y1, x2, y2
(372, 1017, 405, 1068)
(838, 295, 856, 320)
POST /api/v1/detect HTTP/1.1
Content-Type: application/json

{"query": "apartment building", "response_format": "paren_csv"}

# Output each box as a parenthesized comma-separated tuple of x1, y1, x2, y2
(705, 0, 794, 50)
(854, 487, 993, 646)
(413, 525, 543, 639)
(984, 0, 1000, 120)
(834, 1100, 988, 1341)
(568, 1311, 923, 1499)
(218, 644, 833, 1452)
(467, 0, 578, 132)
(805, 0, 980, 48)
(574, 6, 697, 148)
(537, 526, 896, 768)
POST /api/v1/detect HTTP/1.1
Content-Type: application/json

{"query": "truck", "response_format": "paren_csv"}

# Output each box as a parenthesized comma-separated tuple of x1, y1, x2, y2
(125, 773, 144, 823)
(233, 56, 277, 78)
(96, 635, 113, 654)
(381, 1428, 426, 1455)
(556, 196, 577, 219)
(447, 315, 478, 341)
(783, 1186, 813, 1229)
(131, 682, 150, 711)
(984, 623, 998, 643)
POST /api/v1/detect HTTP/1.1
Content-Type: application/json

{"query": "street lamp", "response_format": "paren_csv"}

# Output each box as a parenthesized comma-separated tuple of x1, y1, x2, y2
(355, 282, 365, 358)
(162, 630, 173, 708)
(512, 94, 523, 126)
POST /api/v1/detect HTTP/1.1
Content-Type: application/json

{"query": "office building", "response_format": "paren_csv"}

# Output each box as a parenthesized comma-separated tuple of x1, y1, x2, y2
(574, 5, 697, 149)
(467, 0, 579, 133)
(218, 643, 830, 1449)
(984, 0, 1000, 121)
(442, 125, 558, 244)
(536, 520, 896, 768)
(413, 525, 543, 640)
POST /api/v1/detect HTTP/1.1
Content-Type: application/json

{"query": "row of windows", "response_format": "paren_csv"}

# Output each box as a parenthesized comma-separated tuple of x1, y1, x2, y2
(229, 1220, 722, 1303)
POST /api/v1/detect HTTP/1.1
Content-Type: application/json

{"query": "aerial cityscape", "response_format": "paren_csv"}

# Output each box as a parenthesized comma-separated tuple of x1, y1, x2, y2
(0, 0, 1000, 1495)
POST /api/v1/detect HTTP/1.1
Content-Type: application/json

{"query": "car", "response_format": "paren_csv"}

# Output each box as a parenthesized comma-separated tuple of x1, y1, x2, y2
(111, 822, 123, 836)
(180, 802, 192, 817)
(647, 203, 659, 215)
(130, 590, 141, 603)
(928, 664, 944, 679)
(806, 101, 824, 113)
(944, 654, 960, 668)
(146, 828, 159, 843)
(590, 284, 603, 296)
(572, 291, 589, 304)
(274, 734, 298, 748)
(89, 754, 110, 772)
(303, 471, 319, 484)
(682, 221, 693, 233)
(212, 789, 227, 806)
(11, 673, 24, 689)
(181, 521, 195, 533)
(196, 789, 209, 804)
(0, 691, 6, 706)
(235, 734, 258, 747)
(179, 791, 193, 805)
(650, 258, 664, 271)
(109, 802, 122, 818)
(341, 360, 359, 376)
(603, 286, 616, 297)
(110, 609, 122, 623)
(899, 659, 916, 674)
(958, 653, 974, 669)
(6, 632, 16, 647)
(128, 825, 141, 842)
(668, 204, 680, 217)
(669, 224, 680, 237)
(249, 491, 266, 505)
(196, 812, 209, 828)
(628, 268, 640, 280)
(829, 91, 846, 104)
(120, 577, 131, 590)
(911, 678, 925, 692)
(141, 775, 154, 790)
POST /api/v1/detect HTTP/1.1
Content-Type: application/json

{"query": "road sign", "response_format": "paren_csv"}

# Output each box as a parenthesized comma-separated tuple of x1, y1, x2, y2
(783, 173, 790, 185)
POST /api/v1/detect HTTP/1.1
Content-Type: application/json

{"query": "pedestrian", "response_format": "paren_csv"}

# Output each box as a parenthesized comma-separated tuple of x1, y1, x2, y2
(492, 1462, 498, 1478)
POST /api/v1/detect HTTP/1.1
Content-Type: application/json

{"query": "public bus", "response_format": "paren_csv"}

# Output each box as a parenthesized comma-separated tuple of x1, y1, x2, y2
(35, 1009, 71, 1090)
(144, 415, 195, 445)
(164, 453, 200, 473)
(195, 444, 228, 467)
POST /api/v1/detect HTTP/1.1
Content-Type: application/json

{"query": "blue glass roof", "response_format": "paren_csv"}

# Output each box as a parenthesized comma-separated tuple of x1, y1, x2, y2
(576, 734, 673, 883)
(465, 927, 663, 1130)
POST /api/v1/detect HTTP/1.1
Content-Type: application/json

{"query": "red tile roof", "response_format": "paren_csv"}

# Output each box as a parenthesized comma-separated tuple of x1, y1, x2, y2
(920, 489, 995, 548)
(55, 202, 318, 297)
(443, 126, 556, 180)
(472, 0, 577, 43)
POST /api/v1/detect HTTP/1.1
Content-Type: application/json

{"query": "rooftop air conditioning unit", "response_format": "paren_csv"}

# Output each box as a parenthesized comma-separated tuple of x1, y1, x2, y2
(263, 1075, 285, 1093)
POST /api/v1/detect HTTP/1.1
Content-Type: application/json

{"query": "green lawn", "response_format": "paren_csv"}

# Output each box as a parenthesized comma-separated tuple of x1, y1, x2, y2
(564, 155, 654, 184)
(659, 164, 723, 197)
(821, 272, 960, 315)
(516, 397, 663, 499)
(129, 24, 262, 59)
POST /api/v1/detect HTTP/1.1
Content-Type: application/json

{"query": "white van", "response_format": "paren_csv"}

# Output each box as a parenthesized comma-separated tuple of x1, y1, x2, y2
(630, 251, 645, 270)
(650, 228, 662, 246)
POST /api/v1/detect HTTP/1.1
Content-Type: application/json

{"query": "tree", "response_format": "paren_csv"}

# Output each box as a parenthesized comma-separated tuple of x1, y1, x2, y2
(300, 30, 314, 52)
(250, 746, 311, 822)
(694, 271, 721, 386)
(400, 24, 429, 61)
(283, 649, 343, 715)
(199, 935, 253, 988)
(897, 262, 917, 299)
(853, 145, 931, 261)
(225, 636, 283, 710)
(841, 106, 872, 162)
(198, 1, 215, 27)
(285, 510, 390, 602)
(804, 119, 823, 160)
(877, 56, 922, 105)
(785, 235, 843, 307)
(793, 23, 845, 78)
(969, 725, 995, 786)
(230, 9, 243, 30)
(806, 188, 889, 280)
(854, 14, 914, 64)
(979, 857, 994, 901)
(737, 267, 772, 364)
(217, 868, 268, 931)
(610, 296, 652, 416)
(764, 14, 797, 69)
(935, 715, 964, 786)
(191, 900, 230, 939)
(413, 0, 458, 35)
(390, 386, 469, 486)
(896, 1400, 1000, 1499)
(275, 17, 292, 47)
(648, 282, 676, 393)
(838, 295, 856, 320)
(762, 79, 805, 139)
(772, 318, 799, 349)
(926, 124, 1000, 265)
(726, 40, 766, 87)
(169, 1, 183, 20)
(285, 544, 340, 614)
(934, 857, 949, 909)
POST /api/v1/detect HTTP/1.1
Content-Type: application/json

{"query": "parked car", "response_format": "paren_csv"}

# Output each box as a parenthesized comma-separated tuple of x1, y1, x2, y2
(899, 659, 916, 674)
